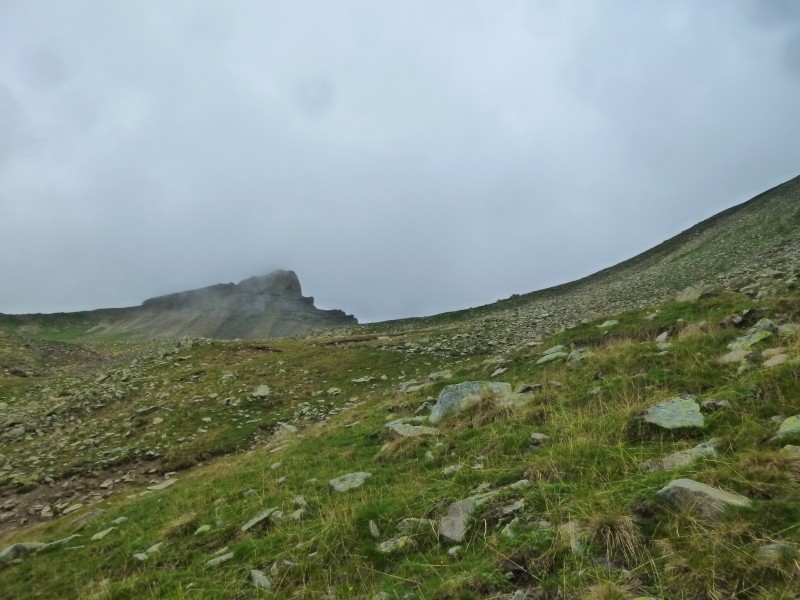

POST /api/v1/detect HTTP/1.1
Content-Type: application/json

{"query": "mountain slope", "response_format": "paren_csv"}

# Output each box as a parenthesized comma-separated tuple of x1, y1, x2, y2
(2, 176, 800, 598)
(0, 270, 357, 341)
(357, 174, 800, 353)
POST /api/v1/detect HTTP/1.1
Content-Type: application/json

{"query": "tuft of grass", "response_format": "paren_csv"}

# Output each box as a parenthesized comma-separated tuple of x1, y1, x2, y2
(159, 512, 200, 539)
(582, 508, 645, 567)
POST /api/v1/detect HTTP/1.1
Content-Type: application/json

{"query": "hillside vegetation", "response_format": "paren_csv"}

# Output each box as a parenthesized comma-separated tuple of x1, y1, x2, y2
(1, 176, 800, 599)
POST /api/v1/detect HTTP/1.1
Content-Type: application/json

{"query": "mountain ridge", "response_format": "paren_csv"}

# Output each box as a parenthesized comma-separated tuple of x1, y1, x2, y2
(0, 270, 357, 340)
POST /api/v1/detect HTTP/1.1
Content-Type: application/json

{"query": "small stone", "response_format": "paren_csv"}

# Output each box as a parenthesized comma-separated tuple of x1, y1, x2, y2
(133, 553, 148, 561)
(641, 440, 719, 472)
(112, 517, 128, 525)
(775, 415, 800, 439)
(148, 478, 177, 491)
(369, 520, 380, 540)
(491, 367, 508, 377)
(377, 536, 413, 554)
(252, 385, 271, 398)
(536, 352, 569, 365)
(91, 527, 116, 541)
(329, 472, 371, 492)
(755, 542, 795, 561)
(447, 546, 462, 560)
(242, 508, 278, 532)
(146, 542, 163, 554)
(597, 320, 618, 328)
(63, 504, 85, 516)
(386, 421, 437, 437)
(195, 525, 211, 535)
(657, 478, 750, 521)
(763, 354, 789, 368)
(251, 569, 273, 590)
(529, 432, 550, 446)
(293, 495, 309, 509)
(700, 399, 731, 412)
(558, 521, 586, 554)
(517, 383, 543, 394)
(397, 518, 433, 534)
(718, 348, 757, 364)
(205, 551, 234, 566)
(541, 345, 566, 355)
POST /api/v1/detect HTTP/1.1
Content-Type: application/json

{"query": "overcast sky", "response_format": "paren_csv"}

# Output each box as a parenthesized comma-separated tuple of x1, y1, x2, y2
(1, 1, 800, 322)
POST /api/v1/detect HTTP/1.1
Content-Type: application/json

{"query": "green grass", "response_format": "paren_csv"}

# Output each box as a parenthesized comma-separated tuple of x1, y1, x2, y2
(2, 292, 800, 598)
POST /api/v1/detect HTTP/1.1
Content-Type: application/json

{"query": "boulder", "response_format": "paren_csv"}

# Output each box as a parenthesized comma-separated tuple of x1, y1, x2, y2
(377, 536, 414, 554)
(329, 472, 372, 492)
(641, 440, 719, 472)
(0, 542, 45, 565)
(428, 381, 512, 425)
(728, 319, 777, 350)
(656, 478, 750, 520)
(775, 415, 800, 440)
(629, 395, 704, 438)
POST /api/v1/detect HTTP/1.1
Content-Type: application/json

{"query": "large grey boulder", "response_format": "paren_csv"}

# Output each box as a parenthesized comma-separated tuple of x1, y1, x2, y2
(428, 381, 512, 424)
(629, 395, 704, 438)
(0, 542, 45, 565)
(657, 478, 750, 520)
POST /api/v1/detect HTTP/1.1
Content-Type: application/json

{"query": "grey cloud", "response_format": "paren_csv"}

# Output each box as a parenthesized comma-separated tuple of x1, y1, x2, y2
(1, 1, 799, 321)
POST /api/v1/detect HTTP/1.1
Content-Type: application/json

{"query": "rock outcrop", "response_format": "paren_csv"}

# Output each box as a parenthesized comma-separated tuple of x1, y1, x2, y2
(1, 271, 357, 341)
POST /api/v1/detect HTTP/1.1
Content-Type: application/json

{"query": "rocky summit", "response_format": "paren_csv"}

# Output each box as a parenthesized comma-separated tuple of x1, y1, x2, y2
(2, 176, 800, 599)
(0, 270, 357, 340)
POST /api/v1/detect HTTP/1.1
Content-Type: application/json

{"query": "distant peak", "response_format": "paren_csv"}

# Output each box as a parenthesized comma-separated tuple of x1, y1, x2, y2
(238, 270, 302, 297)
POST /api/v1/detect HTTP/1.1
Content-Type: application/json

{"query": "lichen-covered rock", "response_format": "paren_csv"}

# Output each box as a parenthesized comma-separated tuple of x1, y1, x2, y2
(329, 472, 372, 492)
(428, 381, 512, 424)
(377, 536, 414, 554)
(775, 415, 800, 440)
(656, 478, 750, 520)
(641, 440, 719, 472)
(386, 418, 437, 437)
(728, 319, 777, 350)
(629, 395, 705, 438)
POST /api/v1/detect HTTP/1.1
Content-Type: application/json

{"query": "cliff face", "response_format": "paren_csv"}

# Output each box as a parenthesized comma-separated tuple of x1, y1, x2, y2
(0, 270, 358, 340)
(116, 270, 358, 339)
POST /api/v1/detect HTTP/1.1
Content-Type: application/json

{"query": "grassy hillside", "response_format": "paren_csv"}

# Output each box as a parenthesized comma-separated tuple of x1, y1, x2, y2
(2, 282, 800, 598)
(2, 177, 800, 598)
